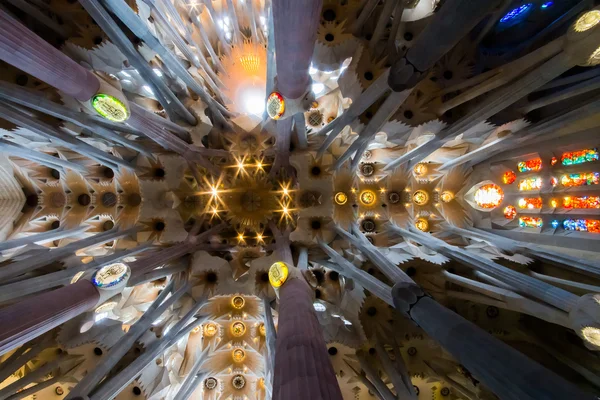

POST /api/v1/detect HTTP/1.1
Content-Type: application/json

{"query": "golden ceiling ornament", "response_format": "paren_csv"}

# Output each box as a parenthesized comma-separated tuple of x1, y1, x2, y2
(574, 10, 600, 32)
(232, 348, 246, 363)
(203, 323, 218, 337)
(415, 218, 430, 232)
(359, 190, 376, 206)
(232, 374, 246, 390)
(440, 191, 454, 203)
(258, 323, 266, 336)
(413, 190, 430, 206)
(269, 261, 289, 288)
(231, 296, 245, 309)
(231, 321, 247, 337)
(334, 192, 348, 205)
(413, 163, 428, 176)
(205, 377, 218, 390)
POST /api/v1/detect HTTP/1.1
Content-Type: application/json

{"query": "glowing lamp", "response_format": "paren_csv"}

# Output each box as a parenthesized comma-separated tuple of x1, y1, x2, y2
(412, 190, 429, 206)
(232, 349, 246, 363)
(574, 10, 600, 32)
(441, 191, 454, 203)
(413, 163, 428, 176)
(91, 94, 129, 122)
(269, 261, 289, 288)
(359, 190, 376, 205)
(231, 321, 246, 337)
(415, 218, 429, 232)
(231, 296, 245, 309)
(334, 192, 348, 205)
(204, 323, 218, 337)
(266, 92, 285, 119)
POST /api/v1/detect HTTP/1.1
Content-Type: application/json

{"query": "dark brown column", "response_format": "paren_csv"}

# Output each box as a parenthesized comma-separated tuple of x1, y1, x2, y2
(272, 0, 323, 99)
(272, 278, 343, 400)
(0, 9, 99, 101)
(0, 280, 100, 356)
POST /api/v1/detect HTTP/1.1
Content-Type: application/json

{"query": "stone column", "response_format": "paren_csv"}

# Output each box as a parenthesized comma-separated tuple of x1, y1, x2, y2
(272, 0, 323, 99)
(393, 283, 596, 400)
(0, 9, 99, 101)
(0, 280, 100, 355)
(272, 278, 343, 400)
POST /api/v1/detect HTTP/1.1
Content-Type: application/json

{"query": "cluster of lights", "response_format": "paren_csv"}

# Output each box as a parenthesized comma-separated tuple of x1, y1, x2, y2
(574, 10, 600, 32)
(91, 94, 129, 122)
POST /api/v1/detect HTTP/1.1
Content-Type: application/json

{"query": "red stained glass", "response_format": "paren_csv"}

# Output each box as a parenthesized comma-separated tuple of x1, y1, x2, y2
(474, 184, 504, 209)
(562, 196, 600, 209)
(503, 171, 516, 185)
(517, 158, 542, 172)
(550, 156, 558, 166)
(518, 197, 542, 209)
(503, 205, 516, 219)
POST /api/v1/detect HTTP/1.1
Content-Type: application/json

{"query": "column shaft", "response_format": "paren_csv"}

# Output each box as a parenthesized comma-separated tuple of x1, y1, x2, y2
(0, 280, 99, 355)
(272, 279, 343, 400)
(0, 10, 99, 101)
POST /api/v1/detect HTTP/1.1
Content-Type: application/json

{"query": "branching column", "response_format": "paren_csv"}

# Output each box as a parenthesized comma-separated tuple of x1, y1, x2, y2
(0, 280, 99, 355)
(0, 9, 99, 101)
(272, 277, 343, 400)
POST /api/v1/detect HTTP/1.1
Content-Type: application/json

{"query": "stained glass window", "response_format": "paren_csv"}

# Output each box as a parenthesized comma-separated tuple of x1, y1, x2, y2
(518, 197, 542, 209)
(503, 171, 516, 185)
(550, 198, 558, 208)
(519, 216, 543, 228)
(563, 219, 600, 233)
(517, 158, 542, 172)
(551, 220, 559, 229)
(563, 196, 600, 209)
(550, 177, 558, 187)
(518, 177, 542, 191)
(500, 3, 533, 23)
(504, 205, 516, 220)
(561, 148, 598, 166)
(474, 184, 504, 209)
(560, 172, 600, 187)
(550, 157, 558, 166)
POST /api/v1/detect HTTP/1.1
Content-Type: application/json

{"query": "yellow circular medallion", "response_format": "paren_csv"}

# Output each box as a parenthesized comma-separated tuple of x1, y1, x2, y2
(440, 191, 454, 203)
(269, 261, 289, 288)
(412, 190, 429, 206)
(232, 348, 246, 363)
(231, 296, 245, 309)
(415, 218, 429, 232)
(91, 94, 129, 122)
(334, 192, 348, 205)
(359, 190, 376, 206)
(231, 321, 246, 337)
(203, 322, 218, 337)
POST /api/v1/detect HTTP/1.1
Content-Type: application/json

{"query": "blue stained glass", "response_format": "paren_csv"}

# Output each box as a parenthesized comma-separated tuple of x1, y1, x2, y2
(541, 1, 553, 8)
(551, 220, 559, 229)
(500, 3, 533, 23)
